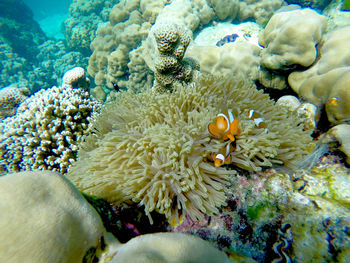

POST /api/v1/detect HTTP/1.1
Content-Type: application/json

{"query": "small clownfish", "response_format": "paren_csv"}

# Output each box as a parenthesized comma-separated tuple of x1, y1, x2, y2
(248, 110, 268, 131)
(328, 96, 339, 106)
(208, 109, 240, 142)
(212, 142, 236, 167)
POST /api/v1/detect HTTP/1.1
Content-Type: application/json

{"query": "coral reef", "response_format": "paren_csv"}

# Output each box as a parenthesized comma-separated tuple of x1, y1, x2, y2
(62, 66, 90, 90)
(68, 74, 312, 223)
(325, 124, 350, 164)
(187, 22, 262, 83)
(259, 7, 327, 70)
(0, 0, 46, 61)
(87, 0, 166, 94)
(171, 159, 350, 262)
(148, 22, 199, 90)
(0, 86, 29, 119)
(284, 0, 332, 10)
(288, 26, 350, 124)
(102, 232, 230, 263)
(87, 0, 285, 98)
(0, 170, 106, 263)
(0, 84, 100, 174)
(64, 0, 119, 55)
(237, 0, 286, 25)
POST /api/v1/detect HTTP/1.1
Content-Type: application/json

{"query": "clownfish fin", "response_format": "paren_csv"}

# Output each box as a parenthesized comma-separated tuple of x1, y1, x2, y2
(224, 155, 231, 164)
(226, 134, 235, 142)
(229, 119, 239, 134)
(208, 122, 221, 137)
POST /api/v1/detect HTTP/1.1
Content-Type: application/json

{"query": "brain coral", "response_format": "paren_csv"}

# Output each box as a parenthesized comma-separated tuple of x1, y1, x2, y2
(0, 85, 100, 174)
(68, 74, 312, 223)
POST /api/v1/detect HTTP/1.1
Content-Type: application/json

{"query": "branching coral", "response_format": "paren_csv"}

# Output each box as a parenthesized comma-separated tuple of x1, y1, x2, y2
(0, 85, 100, 174)
(68, 74, 312, 223)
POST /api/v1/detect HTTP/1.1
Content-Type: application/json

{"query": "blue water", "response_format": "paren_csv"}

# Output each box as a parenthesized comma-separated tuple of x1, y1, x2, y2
(23, 0, 72, 39)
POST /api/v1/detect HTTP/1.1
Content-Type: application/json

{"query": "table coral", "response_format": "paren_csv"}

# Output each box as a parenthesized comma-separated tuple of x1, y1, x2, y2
(0, 170, 106, 263)
(259, 7, 327, 70)
(288, 27, 350, 124)
(68, 74, 312, 224)
(0, 85, 100, 174)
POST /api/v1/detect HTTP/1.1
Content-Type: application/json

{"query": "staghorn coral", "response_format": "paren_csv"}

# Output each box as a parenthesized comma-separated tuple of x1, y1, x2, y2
(0, 170, 106, 263)
(0, 85, 100, 174)
(68, 74, 312, 223)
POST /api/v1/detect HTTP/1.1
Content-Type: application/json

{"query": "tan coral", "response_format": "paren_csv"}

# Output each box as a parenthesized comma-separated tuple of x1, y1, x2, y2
(0, 170, 106, 263)
(103, 232, 230, 263)
(238, 0, 286, 25)
(207, 0, 239, 20)
(62, 66, 90, 90)
(186, 41, 261, 82)
(0, 86, 28, 119)
(259, 7, 327, 70)
(325, 124, 350, 164)
(288, 27, 350, 124)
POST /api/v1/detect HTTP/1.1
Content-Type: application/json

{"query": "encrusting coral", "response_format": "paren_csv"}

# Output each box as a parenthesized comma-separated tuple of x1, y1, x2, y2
(259, 7, 327, 70)
(102, 232, 230, 263)
(0, 86, 29, 119)
(288, 26, 350, 124)
(68, 74, 312, 223)
(0, 170, 106, 263)
(0, 85, 100, 174)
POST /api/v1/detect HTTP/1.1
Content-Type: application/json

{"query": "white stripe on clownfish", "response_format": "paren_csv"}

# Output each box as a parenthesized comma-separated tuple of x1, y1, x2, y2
(216, 110, 235, 133)
(211, 142, 235, 167)
(248, 109, 268, 133)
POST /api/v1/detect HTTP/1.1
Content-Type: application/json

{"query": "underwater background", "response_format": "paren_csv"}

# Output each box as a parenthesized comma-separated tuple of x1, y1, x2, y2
(1, 0, 350, 262)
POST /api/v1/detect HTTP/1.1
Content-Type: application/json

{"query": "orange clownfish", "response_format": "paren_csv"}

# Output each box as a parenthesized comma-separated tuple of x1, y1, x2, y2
(212, 142, 236, 167)
(248, 110, 268, 131)
(208, 109, 240, 142)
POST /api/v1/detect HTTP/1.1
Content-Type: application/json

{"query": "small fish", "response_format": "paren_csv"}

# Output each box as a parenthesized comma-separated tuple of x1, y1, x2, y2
(216, 33, 239, 47)
(212, 142, 236, 167)
(208, 109, 240, 142)
(328, 96, 339, 106)
(248, 109, 268, 131)
(112, 82, 120, 92)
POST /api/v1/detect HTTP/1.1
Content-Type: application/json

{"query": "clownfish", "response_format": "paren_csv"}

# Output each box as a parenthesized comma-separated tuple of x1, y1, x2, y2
(212, 142, 236, 167)
(248, 110, 268, 131)
(208, 109, 240, 142)
(328, 96, 339, 106)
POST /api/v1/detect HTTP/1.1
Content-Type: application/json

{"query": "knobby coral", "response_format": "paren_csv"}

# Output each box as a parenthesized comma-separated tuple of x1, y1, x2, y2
(0, 85, 101, 174)
(68, 74, 312, 223)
